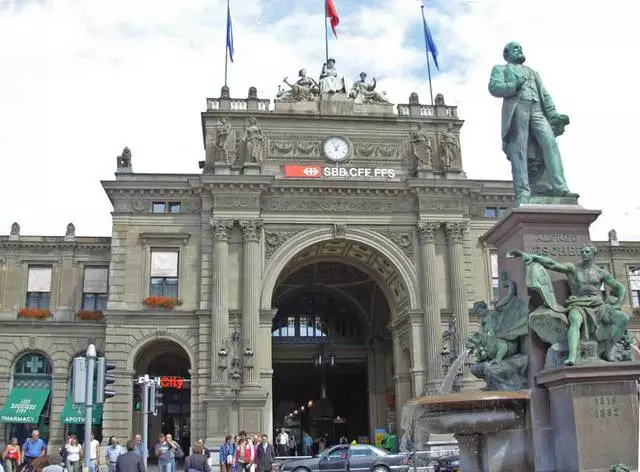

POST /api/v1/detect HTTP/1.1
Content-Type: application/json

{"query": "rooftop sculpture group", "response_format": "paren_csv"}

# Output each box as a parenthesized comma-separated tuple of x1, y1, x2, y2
(277, 58, 389, 105)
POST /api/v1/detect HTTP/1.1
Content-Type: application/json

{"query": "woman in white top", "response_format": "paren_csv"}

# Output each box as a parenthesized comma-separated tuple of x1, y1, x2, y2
(65, 436, 83, 472)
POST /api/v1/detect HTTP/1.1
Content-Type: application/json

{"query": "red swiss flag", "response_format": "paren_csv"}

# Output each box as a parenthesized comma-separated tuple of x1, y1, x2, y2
(284, 165, 323, 178)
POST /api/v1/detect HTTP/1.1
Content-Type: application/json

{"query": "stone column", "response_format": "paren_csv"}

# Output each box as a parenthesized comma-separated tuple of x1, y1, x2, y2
(239, 219, 263, 386)
(210, 218, 233, 385)
(408, 312, 426, 396)
(417, 222, 443, 394)
(444, 222, 473, 384)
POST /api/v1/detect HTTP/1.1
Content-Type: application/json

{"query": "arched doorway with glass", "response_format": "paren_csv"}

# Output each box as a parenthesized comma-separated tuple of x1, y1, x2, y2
(272, 256, 394, 450)
(133, 340, 192, 455)
(60, 353, 104, 444)
(1, 352, 53, 444)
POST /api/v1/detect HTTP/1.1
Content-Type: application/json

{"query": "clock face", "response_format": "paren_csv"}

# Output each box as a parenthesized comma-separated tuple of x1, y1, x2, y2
(323, 136, 350, 162)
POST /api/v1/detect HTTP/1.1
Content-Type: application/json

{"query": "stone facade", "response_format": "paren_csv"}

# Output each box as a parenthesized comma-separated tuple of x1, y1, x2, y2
(1, 87, 639, 451)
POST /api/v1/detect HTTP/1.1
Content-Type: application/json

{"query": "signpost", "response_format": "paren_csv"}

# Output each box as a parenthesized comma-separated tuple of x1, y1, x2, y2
(138, 375, 151, 471)
(83, 345, 96, 472)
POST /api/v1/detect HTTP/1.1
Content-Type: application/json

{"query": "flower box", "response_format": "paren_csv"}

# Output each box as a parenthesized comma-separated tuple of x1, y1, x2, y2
(143, 296, 182, 309)
(18, 308, 51, 319)
(76, 310, 104, 321)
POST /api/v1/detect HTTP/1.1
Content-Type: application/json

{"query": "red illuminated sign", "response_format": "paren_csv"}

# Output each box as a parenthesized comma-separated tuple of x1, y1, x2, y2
(158, 376, 184, 389)
(284, 164, 323, 178)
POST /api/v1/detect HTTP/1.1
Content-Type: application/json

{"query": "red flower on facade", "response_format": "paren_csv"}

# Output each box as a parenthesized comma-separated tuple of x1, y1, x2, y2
(143, 296, 182, 309)
(18, 308, 51, 319)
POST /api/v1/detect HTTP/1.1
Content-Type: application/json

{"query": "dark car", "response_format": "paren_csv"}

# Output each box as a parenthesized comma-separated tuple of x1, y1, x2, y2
(280, 445, 410, 472)
(434, 454, 460, 472)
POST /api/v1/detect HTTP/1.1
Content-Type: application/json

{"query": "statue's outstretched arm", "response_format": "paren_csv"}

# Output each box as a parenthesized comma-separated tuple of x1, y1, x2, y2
(488, 65, 518, 98)
(507, 250, 573, 274)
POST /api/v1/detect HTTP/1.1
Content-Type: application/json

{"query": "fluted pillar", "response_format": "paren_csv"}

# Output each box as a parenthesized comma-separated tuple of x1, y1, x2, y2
(444, 222, 473, 383)
(417, 222, 443, 394)
(210, 218, 233, 385)
(240, 219, 263, 385)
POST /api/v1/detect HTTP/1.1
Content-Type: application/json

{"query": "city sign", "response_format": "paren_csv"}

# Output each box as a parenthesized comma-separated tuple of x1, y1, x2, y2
(284, 164, 397, 179)
(158, 376, 185, 389)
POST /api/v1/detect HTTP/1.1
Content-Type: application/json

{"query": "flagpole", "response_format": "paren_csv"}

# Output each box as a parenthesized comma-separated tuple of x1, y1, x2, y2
(324, 0, 329, 63)
(224, 0, 230, 87)
(421, 5, 434, 106)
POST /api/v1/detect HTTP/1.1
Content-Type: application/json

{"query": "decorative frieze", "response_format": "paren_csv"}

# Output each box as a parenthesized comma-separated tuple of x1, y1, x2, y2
(239, 220, 263, 242)
(262, 197, 416, 213)
(213, 195, 259, 210)
(379, 231, 414, 260)
(209, 219, 233, 242)
(264, 231, 299, 261)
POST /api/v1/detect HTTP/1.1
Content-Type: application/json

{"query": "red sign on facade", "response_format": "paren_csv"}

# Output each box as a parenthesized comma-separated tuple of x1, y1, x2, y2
(284, 165, 323, 178)
(158, 376, 184, 389)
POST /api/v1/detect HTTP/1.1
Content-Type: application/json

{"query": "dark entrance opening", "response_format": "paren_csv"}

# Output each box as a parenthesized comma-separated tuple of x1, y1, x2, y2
(272, 261, 391, 450)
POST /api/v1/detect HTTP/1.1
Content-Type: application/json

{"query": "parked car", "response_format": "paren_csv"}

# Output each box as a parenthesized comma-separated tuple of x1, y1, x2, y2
(433, 454, 460, 472)
(280, 444, 411, 472)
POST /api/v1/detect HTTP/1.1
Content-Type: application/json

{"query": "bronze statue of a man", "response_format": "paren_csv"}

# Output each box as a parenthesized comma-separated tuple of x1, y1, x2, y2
(488, 42, 573, 206)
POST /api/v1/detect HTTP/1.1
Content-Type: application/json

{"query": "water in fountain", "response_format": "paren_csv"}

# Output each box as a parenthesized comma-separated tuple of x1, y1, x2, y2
(399, 348, 471, 453)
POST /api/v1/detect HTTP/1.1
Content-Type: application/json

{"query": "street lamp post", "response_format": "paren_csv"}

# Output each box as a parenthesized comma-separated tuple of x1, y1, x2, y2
(83, 345, 96, 472)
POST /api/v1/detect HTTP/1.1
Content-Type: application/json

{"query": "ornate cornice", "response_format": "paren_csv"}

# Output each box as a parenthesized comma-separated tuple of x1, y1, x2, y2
(239, 219, 263, 242)
(417, 222, 441, 243)
(0, 238, 111, 252)
(139, 232, 191, 246)
(444, 222, 469, 243)
(209, 219, 234, 242)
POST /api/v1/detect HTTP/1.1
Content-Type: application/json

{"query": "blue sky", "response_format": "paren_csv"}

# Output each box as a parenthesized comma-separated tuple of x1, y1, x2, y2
(0, 0, 638, 240)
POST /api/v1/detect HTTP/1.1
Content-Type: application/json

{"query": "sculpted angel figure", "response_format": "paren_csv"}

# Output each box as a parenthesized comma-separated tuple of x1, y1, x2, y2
(319, 58, 346, 94)
(349, 72, 389, 104)
(243, 117, 264, 163)
(280, 69, 319, 101)
(508, 243, 630, 366)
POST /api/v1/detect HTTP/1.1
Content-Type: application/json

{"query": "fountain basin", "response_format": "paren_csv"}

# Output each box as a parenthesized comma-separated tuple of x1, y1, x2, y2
(405, 390, 529, 435)
(404, 390, 531, 472)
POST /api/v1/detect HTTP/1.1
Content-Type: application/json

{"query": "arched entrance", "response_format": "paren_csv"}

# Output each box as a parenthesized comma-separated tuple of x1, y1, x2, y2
(133, 340, 192, 453)
(270, 236, 407, 450)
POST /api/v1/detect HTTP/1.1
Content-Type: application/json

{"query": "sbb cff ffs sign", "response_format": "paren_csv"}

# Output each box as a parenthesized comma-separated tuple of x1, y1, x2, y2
(284, 165, 396, 179)
(158, 376, 185, 389)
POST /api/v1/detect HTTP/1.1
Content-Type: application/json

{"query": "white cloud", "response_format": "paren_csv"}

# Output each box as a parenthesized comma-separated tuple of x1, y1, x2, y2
(0, 0, 638, 241)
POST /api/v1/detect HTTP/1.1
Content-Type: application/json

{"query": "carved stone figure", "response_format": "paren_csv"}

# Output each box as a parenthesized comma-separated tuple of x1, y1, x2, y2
(242, 117, 264, 163)
(467, 272, 529, 391)
(66, 223, 75, 237)
(116, 147, 132, 169)
(508, 243, 631, 366)
(408, 92, 419, 105)
(434, 93, 445, 106)
(439, 124, 460, 169)
(489, 41, 573, 206)
(214, 118, 233, 164)
(410, 125, 432, 167)
(278, 69, 319, 102)
(349, 72, 389, 104)
(318, 58, 346, 94)
(247, 86, 258, 99)
(10, 222, 20, 236)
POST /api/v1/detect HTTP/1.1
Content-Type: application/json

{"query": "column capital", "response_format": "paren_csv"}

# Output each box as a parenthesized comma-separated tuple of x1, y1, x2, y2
(417, 222, 441, 243)
(239, 219, 263, 242)
(444, 221, 469, 244)
(210, 218, 234, 241)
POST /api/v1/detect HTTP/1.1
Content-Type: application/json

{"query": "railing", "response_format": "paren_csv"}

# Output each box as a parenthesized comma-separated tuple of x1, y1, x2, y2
(396, 104, 458, 119)
(206, 97, 271, 112)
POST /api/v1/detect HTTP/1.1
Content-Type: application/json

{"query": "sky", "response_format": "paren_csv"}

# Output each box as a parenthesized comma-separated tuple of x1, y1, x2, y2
(0, 0, 638, 241)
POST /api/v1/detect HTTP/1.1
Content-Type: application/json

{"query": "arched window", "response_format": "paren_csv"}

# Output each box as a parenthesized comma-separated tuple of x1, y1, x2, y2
(9, 353, 52, 443)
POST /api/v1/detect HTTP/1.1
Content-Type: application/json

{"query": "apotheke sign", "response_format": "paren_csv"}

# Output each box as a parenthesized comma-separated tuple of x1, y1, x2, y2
(284, 165, 396, 179)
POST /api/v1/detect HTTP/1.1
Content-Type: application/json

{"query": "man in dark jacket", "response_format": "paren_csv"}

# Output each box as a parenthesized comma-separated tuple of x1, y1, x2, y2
(255, 435, 275, 472)
(116, 440, 145, 472)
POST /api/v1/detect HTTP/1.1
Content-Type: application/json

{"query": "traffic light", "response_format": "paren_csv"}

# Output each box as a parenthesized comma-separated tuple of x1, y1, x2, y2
(95, 357, 116, 403)
(152, 382, 163, 414)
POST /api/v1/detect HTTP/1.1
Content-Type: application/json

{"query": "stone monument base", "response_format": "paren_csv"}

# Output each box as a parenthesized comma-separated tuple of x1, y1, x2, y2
(243, 162, 261, 175)
(213, 162, 231, 175)
(537, 363, 640, 472)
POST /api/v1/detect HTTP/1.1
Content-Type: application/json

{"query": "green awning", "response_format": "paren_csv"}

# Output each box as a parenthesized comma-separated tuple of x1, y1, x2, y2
(60, 395, 103, 424)
(0, 388, 50, 423)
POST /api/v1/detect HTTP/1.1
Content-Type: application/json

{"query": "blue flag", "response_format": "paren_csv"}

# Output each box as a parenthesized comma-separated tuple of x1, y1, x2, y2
(421, 7, 439, 70)
(226, 1, 234, 63)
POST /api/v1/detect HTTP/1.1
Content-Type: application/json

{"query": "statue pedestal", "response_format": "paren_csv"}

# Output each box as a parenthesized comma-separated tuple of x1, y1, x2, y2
(481, 205, 602, 472)
(213, 162, 231, 175)
(537, 363, 640, 471)
(415, 166, 434, 179)
(243, 162, 261, 175)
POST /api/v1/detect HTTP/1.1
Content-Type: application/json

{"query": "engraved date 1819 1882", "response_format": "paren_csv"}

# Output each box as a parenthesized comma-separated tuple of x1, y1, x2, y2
(593, 395, 619, 419)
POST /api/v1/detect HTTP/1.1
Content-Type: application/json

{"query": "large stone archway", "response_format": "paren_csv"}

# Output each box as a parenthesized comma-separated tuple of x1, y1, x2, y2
(260, 228, 421, 442)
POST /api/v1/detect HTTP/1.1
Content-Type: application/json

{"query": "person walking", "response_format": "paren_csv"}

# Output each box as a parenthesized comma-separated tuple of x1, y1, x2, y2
(255, 435, 275, 472)
(302, 433, 312, 457)
(3, 437, 22, 472)
(235, 438, 252, 472)
(105, 437, 122, 472)
(22, 431, 47, 467)
(115, 440, 145, 472)
(219, 436, 235, 472)
(64, 436, 82, 472)
(184, 443, 210, 472)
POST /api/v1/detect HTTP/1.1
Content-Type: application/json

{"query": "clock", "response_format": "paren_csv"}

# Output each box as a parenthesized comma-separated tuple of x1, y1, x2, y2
(322, 136, 351, 163)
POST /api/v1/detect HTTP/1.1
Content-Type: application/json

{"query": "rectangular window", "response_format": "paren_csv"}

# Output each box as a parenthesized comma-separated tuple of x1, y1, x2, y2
(629, 266, 640, 308)
(168, 202, 182, 214)
(26, 266, 52, 309)
(82, 267, 109, 311)
(150, 250, 179, 298)
(484, 207, 497, 218)
(152, 202, 166, 213)
(490, 251, 499, 300)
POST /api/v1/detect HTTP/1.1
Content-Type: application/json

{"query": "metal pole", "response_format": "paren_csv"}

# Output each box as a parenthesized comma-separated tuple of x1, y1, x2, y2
(421, 5, 434, 106)
(324, 0, 329, 63)
(224, 0, 230, 87)
(142, 375, 150, 471)
(83, 345, 96, 472)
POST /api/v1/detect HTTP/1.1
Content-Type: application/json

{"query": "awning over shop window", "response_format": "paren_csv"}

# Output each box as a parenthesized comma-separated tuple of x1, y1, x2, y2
(0, 388, 50, 423)
(60, 395, 103, 424)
